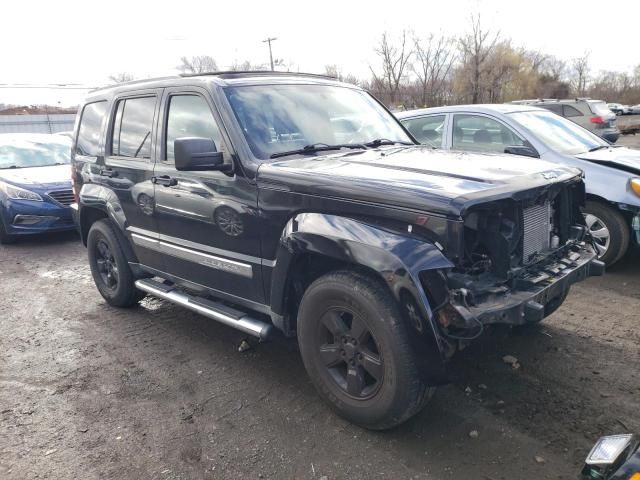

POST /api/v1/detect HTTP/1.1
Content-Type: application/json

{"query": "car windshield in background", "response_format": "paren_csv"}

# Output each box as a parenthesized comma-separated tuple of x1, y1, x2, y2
(0, 134, 72, 169)
(224, 84, 412, 160)
(508, 110, 608, 155)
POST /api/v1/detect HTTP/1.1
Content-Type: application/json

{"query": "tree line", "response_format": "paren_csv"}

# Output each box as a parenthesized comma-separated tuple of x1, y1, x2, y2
(108, 15, 640, 110)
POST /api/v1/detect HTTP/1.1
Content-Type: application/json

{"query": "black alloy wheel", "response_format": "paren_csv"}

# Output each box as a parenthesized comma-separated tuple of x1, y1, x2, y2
(314, 308, 383, 399)
(95, 239, 119, 291)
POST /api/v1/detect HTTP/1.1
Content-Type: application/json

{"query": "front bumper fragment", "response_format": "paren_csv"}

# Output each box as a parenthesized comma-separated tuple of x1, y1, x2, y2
(452, 243, 603, 326)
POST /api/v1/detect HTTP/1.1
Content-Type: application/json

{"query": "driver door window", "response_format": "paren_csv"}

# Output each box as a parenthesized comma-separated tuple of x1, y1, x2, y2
(452, 114, 525, 154)
(165, 95, 225, 162)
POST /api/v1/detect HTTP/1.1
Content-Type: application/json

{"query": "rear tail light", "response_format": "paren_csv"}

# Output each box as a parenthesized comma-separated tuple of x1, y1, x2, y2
(590, 116, 604, 124)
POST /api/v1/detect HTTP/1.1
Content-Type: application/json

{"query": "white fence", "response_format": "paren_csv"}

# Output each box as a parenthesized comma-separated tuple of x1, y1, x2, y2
(0, 114, 76, 134)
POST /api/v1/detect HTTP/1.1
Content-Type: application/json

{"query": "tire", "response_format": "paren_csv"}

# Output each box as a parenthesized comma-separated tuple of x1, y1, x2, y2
(297, 270, 433, 430)
(584, 201, 630, 266)
(87, 219, 145, 307)
(0, 217, 16, 245)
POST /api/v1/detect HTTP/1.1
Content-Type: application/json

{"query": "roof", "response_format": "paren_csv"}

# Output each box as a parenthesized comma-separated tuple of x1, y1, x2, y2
(87, 71, 350, 100)
(395, 104, 545, 118)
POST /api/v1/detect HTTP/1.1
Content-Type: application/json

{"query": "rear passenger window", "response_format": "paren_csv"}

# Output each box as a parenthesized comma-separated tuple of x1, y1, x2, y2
(111, 97, 156, 159)
(563, 105, 583, 117)
(165, 95, 224, 162)
(402, 115, 445, 147)
(76, 101, 107, 156)
(542, 104, 563, 115)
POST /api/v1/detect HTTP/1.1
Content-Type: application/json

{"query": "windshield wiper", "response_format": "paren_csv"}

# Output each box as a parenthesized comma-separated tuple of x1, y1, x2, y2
(588, 144, 622, 152)
(364, 138, 414, 147)
(270, 143, 366, 159)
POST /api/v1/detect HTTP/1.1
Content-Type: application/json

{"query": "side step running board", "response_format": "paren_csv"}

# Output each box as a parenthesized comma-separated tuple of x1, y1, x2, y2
(135, 278, 273, 341)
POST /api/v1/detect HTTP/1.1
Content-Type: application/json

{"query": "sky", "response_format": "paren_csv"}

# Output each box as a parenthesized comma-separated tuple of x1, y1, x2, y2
(1, 0, 639, 106)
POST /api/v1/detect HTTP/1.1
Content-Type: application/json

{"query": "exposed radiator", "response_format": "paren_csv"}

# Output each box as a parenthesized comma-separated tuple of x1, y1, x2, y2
(522, 202, 552, 263)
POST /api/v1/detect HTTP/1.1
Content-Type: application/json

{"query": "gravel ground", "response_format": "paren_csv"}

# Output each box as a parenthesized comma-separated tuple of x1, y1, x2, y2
(1, 233, 639, 480)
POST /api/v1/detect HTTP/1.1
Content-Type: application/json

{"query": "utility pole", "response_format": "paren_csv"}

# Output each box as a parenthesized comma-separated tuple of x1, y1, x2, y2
(262, 37, 278, 71)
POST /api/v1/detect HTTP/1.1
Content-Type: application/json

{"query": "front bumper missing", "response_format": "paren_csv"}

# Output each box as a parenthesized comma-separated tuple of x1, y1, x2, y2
(451, 243, 604, 326)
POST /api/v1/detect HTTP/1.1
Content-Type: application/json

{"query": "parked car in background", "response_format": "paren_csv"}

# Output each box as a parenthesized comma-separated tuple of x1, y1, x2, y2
(510, 98, 619, 143)
(0, 133, 75, 244)
(608, 103, 631, 116)
(397, 105, 640, 265)
(630, 104, 640, 115)
(70, 72, 602, 429)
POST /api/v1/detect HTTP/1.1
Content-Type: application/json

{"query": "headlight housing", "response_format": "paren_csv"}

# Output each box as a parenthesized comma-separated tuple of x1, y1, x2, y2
(631, 178, 640, 197)
(0, 181, 43, 201)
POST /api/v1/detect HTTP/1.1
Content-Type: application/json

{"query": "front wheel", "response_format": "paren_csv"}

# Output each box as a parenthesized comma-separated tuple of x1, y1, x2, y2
(297, 270, 433, 430)
(584, 201, 630, 266)
(87, 219, 145, 307)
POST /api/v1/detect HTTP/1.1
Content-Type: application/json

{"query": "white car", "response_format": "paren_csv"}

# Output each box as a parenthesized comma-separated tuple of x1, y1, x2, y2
(630, 104, 640, 115)
(608, 103, 631, 115)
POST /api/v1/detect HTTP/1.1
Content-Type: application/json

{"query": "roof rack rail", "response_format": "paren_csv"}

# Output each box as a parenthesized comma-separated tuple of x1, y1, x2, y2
(178, 70, 338, 80)
(90, 75, 178, 93)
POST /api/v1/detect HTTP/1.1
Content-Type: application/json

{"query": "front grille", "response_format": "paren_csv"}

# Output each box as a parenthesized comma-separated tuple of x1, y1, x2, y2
(522, 202, 552, 263)
(47, 189, 74, 207)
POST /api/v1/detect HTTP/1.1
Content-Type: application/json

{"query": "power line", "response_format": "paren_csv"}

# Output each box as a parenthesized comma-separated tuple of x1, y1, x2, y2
(262, 37, 278, 71)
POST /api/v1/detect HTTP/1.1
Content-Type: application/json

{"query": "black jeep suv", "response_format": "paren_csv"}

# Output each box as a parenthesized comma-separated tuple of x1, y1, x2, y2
(71, 72, 603, 429)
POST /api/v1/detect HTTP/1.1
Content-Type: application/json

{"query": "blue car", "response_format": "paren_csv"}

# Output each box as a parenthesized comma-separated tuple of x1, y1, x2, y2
(396, 105, 640, 266)
(0, 133, 75, 244)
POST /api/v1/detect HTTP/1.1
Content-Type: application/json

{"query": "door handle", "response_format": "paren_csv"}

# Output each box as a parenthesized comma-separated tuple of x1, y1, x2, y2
(152, 175, 178, 187)
(99, 168, 118, 178)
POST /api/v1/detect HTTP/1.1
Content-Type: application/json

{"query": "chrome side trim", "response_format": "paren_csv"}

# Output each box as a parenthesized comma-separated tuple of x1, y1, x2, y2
(131, 233, 253, 278)
(127, 226, 276, 267)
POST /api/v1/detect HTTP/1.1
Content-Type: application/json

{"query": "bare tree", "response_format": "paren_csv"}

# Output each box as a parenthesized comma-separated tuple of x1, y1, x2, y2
(370, 31, 413, 105)
(412, 33, 456, 107)
(108, 72, 135, 84)
(177, 55, 218, 74)
(229, 60, 265, 71)
(571, 52, 590, 96)
(458, 14, 500, 103)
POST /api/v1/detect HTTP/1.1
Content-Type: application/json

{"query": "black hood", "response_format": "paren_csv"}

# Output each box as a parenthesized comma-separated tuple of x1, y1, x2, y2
(257, 146, 582, 217)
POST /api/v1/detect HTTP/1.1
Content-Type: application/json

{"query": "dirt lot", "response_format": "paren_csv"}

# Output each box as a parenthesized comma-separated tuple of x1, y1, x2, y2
(1, 237, 639, 480)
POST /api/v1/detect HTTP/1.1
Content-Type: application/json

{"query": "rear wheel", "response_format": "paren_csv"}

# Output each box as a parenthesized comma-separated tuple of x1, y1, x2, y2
(87, 219, 145, 307)
(297, 270, 433, 430)
(584, 201, 629, 266)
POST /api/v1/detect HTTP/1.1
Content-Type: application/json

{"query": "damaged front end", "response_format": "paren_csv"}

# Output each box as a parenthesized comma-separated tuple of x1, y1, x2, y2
(421, 176, 604, 343)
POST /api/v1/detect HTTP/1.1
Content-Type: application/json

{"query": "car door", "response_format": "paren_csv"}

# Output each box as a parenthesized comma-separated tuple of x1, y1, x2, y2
(103, 90, 165, 271)
(152, 88, 264, 304)
(450, 113, 529, 154)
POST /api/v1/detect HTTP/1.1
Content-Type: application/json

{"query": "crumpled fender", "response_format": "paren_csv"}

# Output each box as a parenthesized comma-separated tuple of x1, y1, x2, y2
(271, 213, 454, 385)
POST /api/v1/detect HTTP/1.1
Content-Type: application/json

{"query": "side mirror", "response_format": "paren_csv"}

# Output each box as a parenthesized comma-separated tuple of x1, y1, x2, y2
(174, 137, 228, 172)
(504, 145, 539, 158)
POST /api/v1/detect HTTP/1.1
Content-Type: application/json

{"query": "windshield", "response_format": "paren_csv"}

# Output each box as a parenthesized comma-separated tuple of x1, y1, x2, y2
(224, 84, 412, 160)
(508, 110, 608, 155)
(0, 134, 72, 169)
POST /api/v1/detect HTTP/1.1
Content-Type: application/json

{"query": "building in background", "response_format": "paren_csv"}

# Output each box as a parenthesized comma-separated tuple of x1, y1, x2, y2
(0, 106, 77, 134)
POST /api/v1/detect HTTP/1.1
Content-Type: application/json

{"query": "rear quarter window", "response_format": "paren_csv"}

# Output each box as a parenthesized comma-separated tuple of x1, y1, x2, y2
(76, 101, 107, 156)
